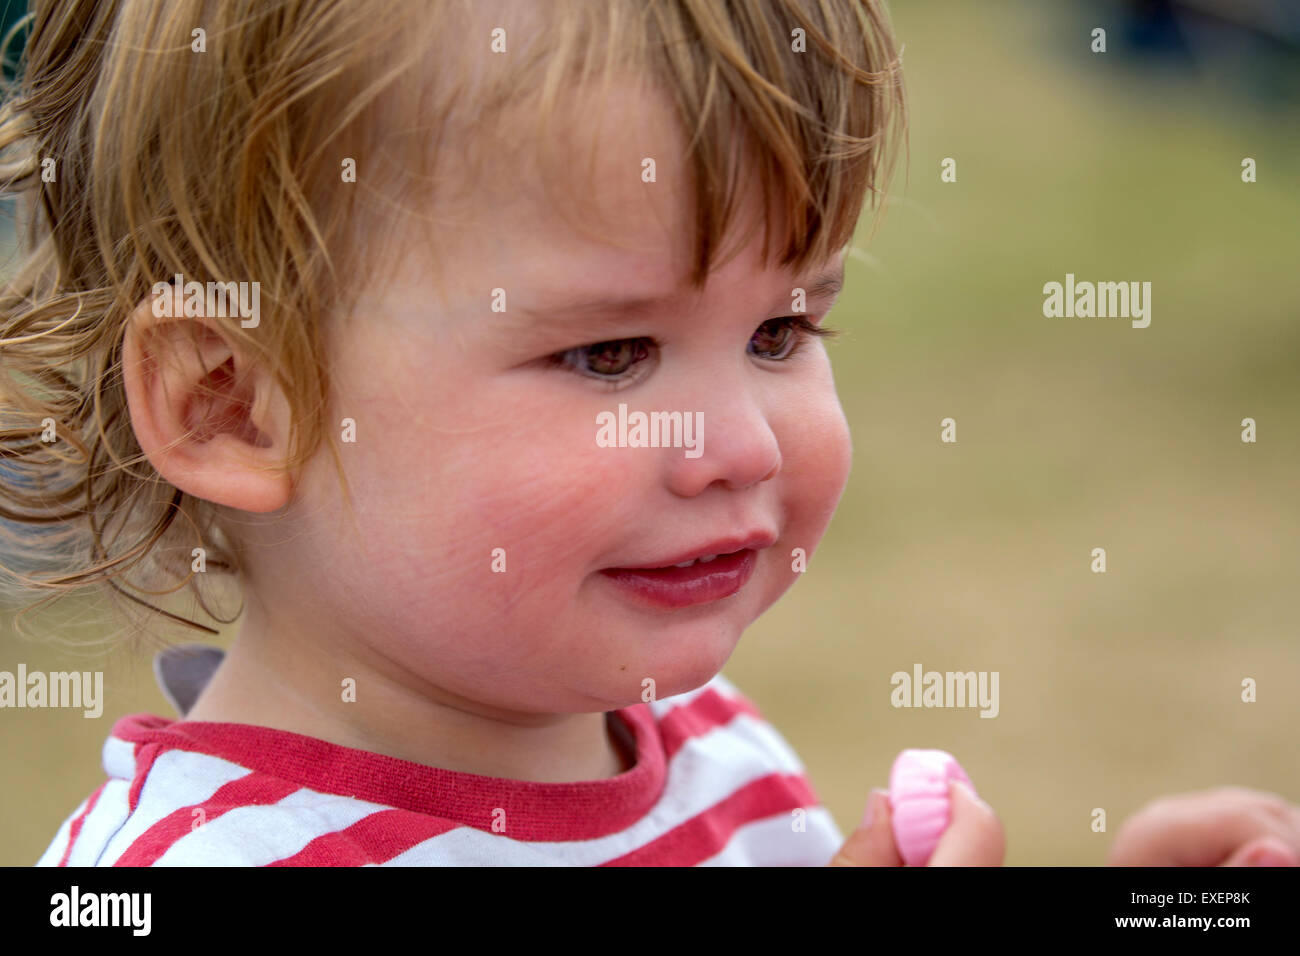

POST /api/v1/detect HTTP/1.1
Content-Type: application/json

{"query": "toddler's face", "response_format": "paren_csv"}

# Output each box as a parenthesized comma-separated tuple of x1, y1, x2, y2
(263, 83, 852, 713)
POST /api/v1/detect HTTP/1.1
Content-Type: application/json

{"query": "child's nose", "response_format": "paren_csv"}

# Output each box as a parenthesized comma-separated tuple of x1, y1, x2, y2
(662, 396, 781, 497)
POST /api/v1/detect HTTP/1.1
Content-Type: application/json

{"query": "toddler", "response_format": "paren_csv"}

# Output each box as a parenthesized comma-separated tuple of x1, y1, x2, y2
(2, 0, 1296, 867)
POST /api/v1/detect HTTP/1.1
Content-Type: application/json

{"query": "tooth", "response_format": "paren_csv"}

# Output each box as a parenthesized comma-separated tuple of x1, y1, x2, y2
(674, 559, 696, 568)
(697, 554, 718, 563)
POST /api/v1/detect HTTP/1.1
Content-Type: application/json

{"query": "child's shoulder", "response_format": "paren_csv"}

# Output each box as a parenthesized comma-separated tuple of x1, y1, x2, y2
(635, 671, 845, 863)
(35, 715, 357, 866)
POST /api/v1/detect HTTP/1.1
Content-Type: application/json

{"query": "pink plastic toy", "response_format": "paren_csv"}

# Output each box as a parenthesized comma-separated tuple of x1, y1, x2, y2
(888, 749, 975, 866)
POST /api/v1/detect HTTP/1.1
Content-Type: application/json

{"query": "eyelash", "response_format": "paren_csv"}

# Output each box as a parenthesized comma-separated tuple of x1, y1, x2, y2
(546, 316, 841, 387)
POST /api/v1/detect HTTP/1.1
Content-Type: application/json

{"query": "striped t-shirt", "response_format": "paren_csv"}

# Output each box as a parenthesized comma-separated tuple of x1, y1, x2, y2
(37, 670, 844, 866)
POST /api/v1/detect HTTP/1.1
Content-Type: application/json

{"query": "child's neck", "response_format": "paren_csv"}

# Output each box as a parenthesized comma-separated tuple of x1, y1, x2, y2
(184, 603, 631, 783)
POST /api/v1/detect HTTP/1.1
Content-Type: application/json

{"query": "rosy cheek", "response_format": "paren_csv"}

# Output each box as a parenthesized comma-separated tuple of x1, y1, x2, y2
(446, 440, 634, 570)
(782, 396, 852, 524)
(825, 404, 854, 493)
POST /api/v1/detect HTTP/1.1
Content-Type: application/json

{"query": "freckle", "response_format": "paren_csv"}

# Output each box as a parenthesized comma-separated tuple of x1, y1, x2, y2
(620, 665, 627, 671)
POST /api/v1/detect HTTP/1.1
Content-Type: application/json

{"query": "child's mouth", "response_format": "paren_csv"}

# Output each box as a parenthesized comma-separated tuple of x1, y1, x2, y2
(599, 548, 759, 609)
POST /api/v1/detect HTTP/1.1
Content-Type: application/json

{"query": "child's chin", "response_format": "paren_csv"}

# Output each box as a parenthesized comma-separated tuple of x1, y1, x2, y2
(620, 628, 743, 701)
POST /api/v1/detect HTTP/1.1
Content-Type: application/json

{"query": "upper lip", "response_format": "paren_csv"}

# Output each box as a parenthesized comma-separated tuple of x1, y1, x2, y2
(606, 530, 779, 570)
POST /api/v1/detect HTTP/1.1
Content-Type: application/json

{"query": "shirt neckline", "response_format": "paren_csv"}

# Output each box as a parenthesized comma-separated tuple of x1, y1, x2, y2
(110, 702, 666, 842)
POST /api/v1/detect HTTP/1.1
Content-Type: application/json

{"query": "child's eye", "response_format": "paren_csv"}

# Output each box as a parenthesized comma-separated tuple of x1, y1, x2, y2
(749, 315, 838, 360)
(547, 337, 655, 385)
(546, 317, 839, 386)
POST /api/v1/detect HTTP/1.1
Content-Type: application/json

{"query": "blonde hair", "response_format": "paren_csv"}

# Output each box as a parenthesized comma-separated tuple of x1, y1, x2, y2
(0, 0, 906, 644)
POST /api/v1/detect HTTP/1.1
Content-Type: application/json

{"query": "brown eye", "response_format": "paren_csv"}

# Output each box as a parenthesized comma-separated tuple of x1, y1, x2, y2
(750, 317, 802, 359)
(583, 339, 649, 375)
(551, 337, 654, 380)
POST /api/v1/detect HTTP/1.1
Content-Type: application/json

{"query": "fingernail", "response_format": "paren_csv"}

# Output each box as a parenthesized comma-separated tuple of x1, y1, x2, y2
(953, 780, 990, 812)
(1246, 846, 1297, 867)
(862, 788, 888, 830)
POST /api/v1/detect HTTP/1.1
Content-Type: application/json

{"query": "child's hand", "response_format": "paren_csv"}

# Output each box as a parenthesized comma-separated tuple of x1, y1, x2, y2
(829, 780, 1005, 866)
(1108, 786, 1300, 866)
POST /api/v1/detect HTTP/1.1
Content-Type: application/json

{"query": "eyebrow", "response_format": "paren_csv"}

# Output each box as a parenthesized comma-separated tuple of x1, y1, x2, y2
(516, 263, 847, 328)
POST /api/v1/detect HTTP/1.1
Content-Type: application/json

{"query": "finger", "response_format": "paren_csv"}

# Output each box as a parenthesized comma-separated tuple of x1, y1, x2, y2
(1221, 836, 1299, 867)
(1108, 788, 1300, 866)
(829, 788, 903, 866)
(928, 780, 1005, 866)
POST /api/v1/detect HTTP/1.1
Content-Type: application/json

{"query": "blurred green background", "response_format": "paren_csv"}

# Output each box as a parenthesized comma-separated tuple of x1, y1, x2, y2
(3, 0, 1299, 865)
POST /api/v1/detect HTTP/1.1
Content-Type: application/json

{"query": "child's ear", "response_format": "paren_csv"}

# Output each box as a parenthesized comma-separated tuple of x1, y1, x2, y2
(121, 289, 293, 513)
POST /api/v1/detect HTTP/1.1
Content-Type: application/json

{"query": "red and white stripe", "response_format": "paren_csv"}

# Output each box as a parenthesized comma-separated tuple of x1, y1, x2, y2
(37, 673, 843, 867)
